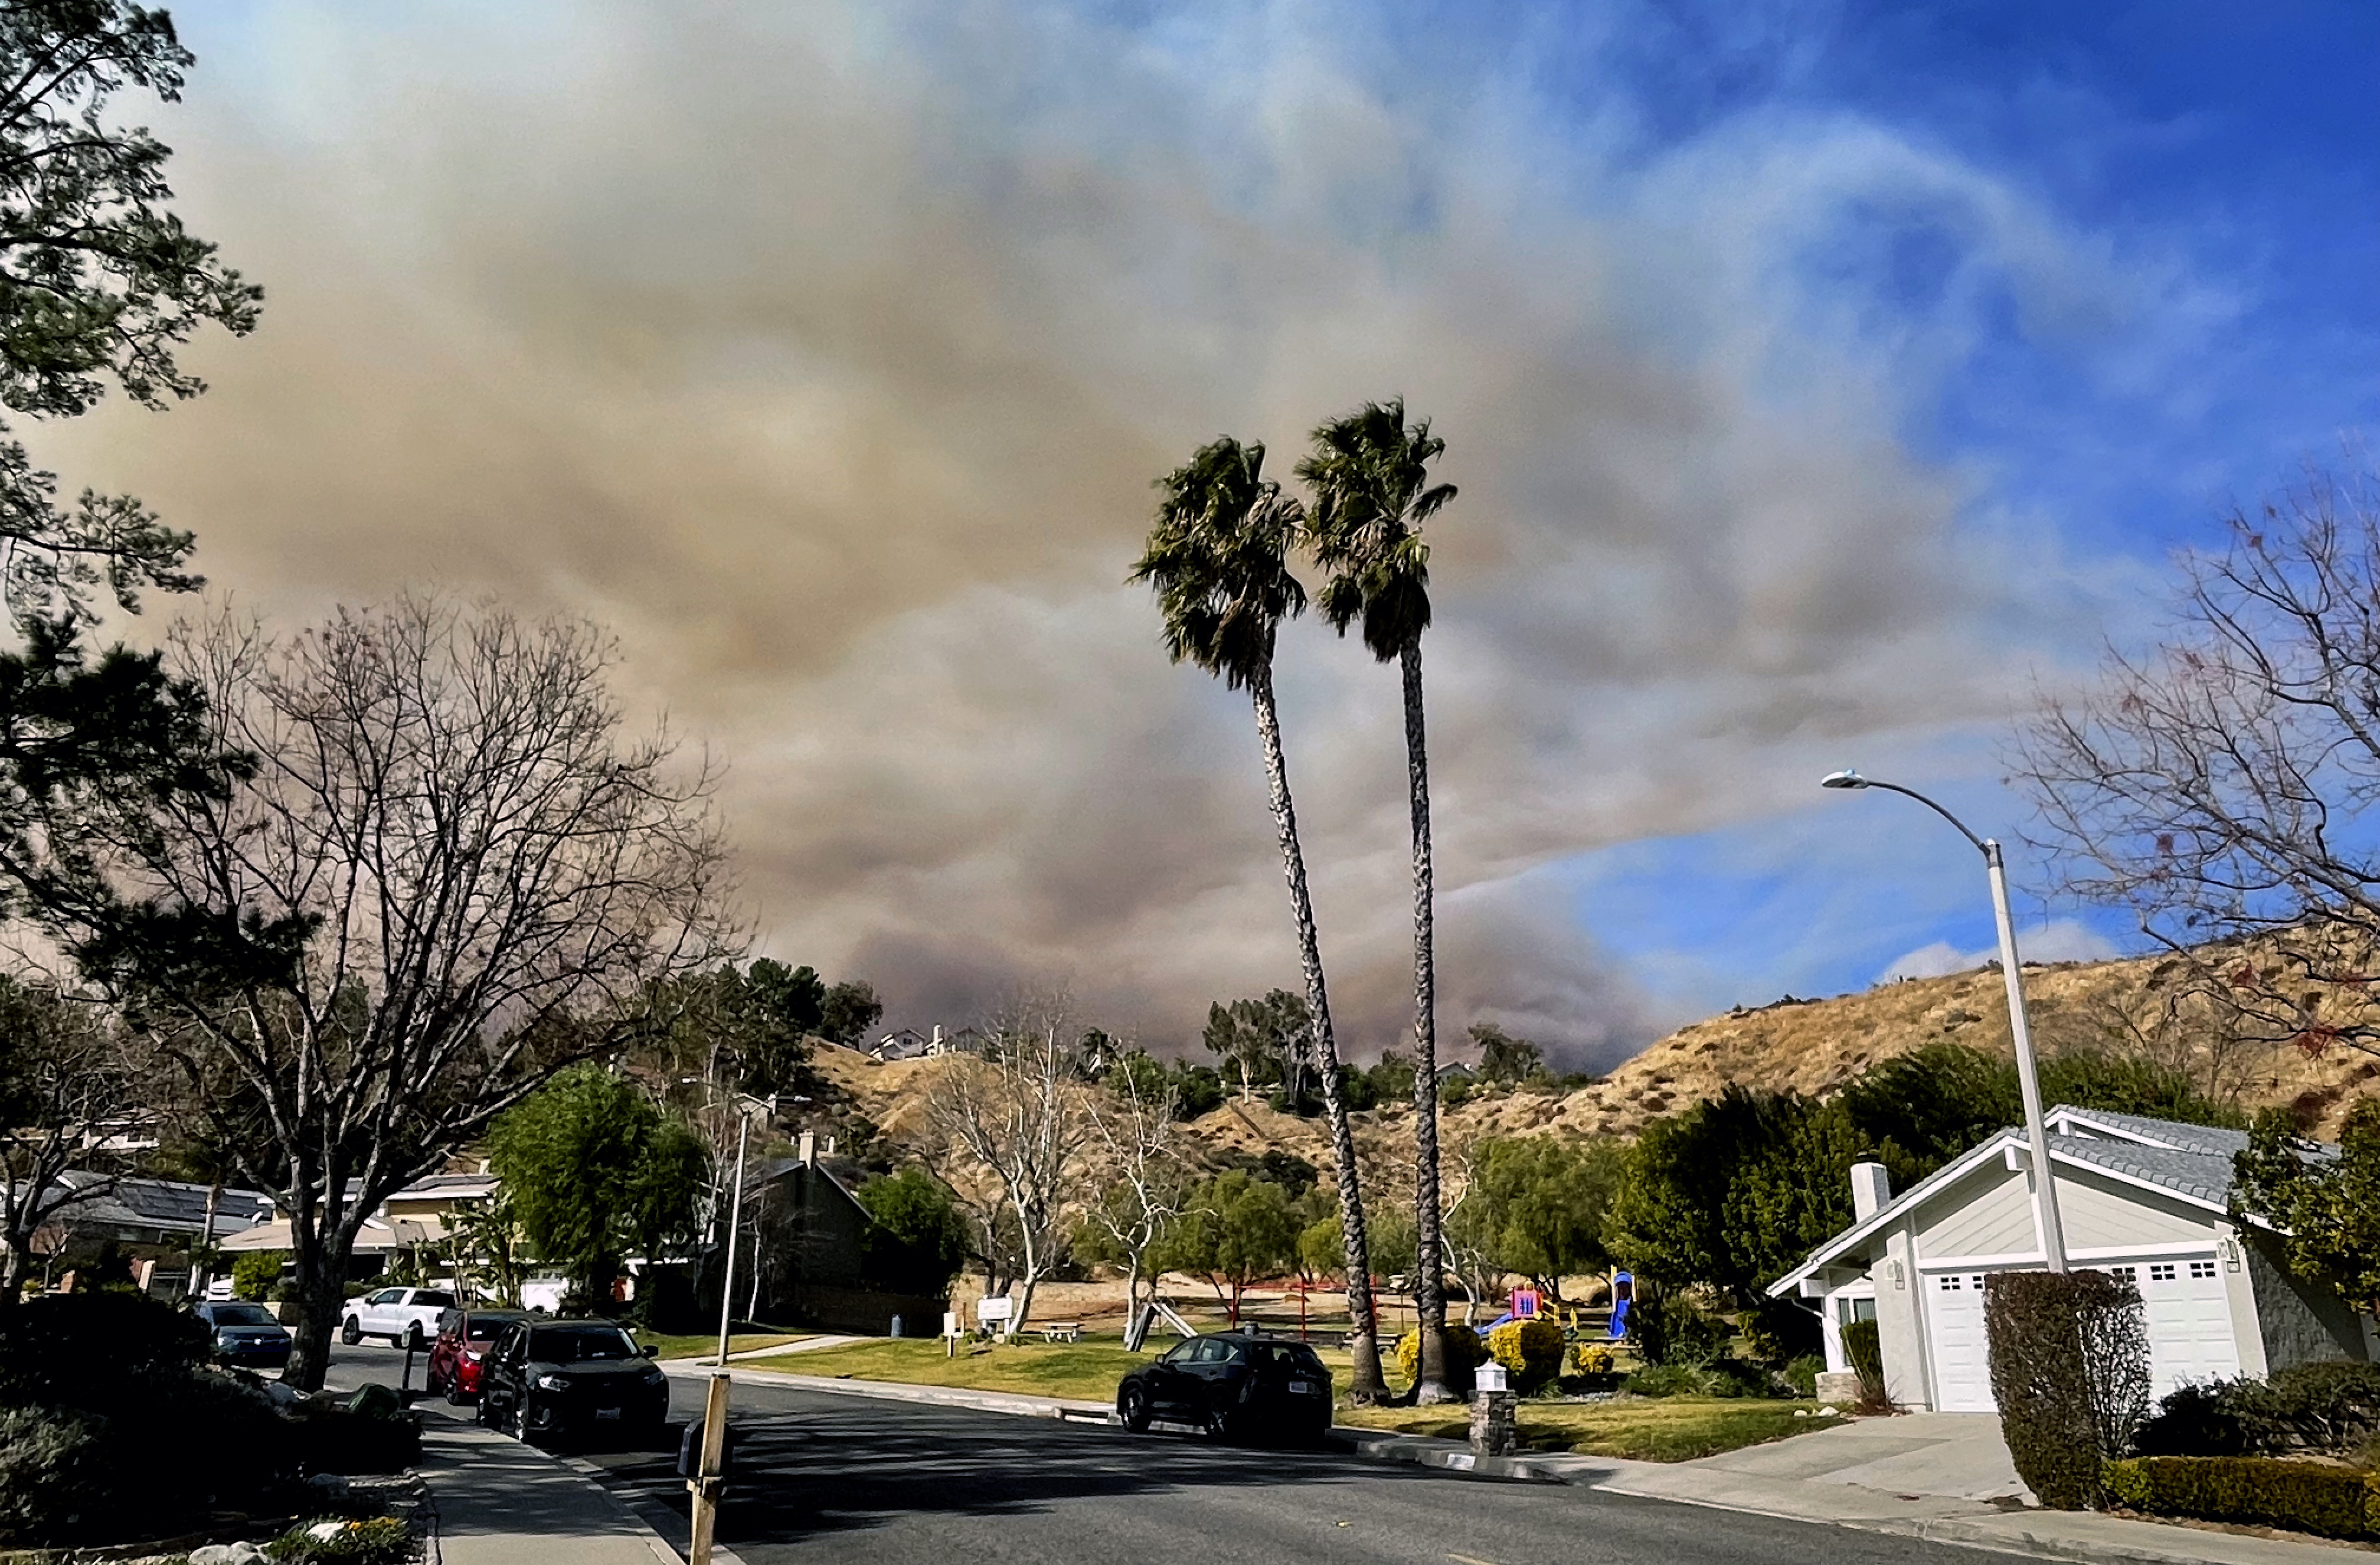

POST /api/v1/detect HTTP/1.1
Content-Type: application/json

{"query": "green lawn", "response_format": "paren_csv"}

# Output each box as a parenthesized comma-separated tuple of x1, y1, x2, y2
(635, 1330, 812, 1360)
(744, 1334, 1365, 1405)
(1338, 1397, 1819, 1463)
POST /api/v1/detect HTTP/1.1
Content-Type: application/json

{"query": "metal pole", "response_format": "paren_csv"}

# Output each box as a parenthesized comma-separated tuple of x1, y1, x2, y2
(1986, 841, 2070, 1273)
(715, 1112, 750, 1366)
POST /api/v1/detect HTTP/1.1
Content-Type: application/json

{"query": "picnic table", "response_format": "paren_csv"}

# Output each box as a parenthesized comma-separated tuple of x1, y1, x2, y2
(1034, 1321, 1083, 1344)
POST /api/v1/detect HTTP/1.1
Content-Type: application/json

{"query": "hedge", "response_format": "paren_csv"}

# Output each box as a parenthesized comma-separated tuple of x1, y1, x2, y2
(2135, 1361, 2380, 1457)
(2104, 1456, 2380, 1539)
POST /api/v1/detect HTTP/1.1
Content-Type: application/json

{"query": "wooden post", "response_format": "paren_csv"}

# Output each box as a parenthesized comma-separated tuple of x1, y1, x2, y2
(689, 1372, 731, 1565)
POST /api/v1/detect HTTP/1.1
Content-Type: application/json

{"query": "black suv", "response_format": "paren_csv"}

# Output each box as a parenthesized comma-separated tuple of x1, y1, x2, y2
(1115, 1331, 1333, 1444)
(475, 1319, 670, 1446)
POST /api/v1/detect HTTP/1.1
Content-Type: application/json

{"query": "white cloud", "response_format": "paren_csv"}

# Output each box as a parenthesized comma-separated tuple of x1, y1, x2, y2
(1876, 919, 2119, 984)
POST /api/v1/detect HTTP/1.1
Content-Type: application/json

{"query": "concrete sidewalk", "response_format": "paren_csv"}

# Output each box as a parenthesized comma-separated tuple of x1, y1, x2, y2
(671, 1334, 861, 1367)
(420, 1420, 693, 1565)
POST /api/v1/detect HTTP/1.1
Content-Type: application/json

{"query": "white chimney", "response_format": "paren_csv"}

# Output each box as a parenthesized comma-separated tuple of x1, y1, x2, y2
(797, 1130, 817, 1167)
(1851, 1161, 1891, 1221)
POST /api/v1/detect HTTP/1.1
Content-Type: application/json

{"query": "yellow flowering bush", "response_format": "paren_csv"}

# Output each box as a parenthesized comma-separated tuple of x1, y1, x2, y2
(1485, 1317, 1565, 1390)
(1394, 1325, 1485, 1389)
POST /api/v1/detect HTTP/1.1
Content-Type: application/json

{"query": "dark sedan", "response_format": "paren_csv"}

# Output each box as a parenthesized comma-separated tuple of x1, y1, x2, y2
(191, 1301, 293, 1370)
(1115, 1331, 1333, 1445)
(476, 1319, 670, 1446)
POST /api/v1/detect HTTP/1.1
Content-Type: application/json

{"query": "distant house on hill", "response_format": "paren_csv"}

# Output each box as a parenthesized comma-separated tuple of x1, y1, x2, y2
(1434, 1060, 1477, 1086)
(1771, 1105, 2374, 1413)
(869, 1028, 931, 1062)
(929, 1025, 988, 1058)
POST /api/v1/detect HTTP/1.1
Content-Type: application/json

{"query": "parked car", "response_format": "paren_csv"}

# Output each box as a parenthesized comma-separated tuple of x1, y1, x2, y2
(476, 1318, 670, 1447)
(1114, 1331, 1333, 1445)
(340, 1285, 459, 1350)
(427, 1307, 532, 1404)
(190, 1300, 293, 1370)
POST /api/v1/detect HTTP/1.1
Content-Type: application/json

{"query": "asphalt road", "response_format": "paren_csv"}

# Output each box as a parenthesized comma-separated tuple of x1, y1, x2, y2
(325, 1345, 1991, 1564)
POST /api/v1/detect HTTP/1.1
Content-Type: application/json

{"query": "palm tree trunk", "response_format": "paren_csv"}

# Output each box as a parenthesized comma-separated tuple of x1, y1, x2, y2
(1402, 638, 1454, 1404)
(1250, 659, 1388, 1402)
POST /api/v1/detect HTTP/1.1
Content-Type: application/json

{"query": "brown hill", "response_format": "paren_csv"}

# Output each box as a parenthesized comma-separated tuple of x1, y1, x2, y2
(809, 948, 2380, 1179)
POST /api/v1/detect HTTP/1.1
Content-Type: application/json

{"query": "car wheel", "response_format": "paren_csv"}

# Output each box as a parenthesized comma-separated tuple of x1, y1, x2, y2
(1117, 1385, 1151, 1434)
(1206, 1403, 1240, 1443)
(444, 1374, 467, 1407)
(340, 1316, 362, 1345)
(475, 1394, 497, 1428)
(403, 1322, 426, 1352)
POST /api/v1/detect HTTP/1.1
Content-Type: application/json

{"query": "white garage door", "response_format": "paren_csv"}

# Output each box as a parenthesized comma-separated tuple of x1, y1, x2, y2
(2111, 1258, 2240, 1397)
(1924, 1271, 1995, 1412)
(1923, 1258, 2240, 1413)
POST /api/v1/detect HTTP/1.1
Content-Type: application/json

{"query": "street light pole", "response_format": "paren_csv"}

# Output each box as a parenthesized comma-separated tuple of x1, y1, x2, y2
(1822, 770, 2069, 1273)
(715, 1108, 751, 1365)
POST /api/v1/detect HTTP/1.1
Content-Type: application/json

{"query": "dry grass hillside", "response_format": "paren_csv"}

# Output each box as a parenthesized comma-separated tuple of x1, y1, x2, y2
(809, 948, 2380, 1180)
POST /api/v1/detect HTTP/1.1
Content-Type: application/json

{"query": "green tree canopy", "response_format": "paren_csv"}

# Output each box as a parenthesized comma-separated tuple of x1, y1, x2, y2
(488, 1063, 710, 1302)
(819, 980, 883, 1047)
(856, 1165, 970, 1298)
(2234, 1102, 2380, 1318)
(1451, 1136, 1623, 1302)
(0, 0, 260, 625)
(1155, 1169, 1301, 1323)
(1469, 1024, 1545, 1086)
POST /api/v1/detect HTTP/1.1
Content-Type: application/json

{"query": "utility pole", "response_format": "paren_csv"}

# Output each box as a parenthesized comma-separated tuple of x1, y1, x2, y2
(715, 1109, 751, 1365)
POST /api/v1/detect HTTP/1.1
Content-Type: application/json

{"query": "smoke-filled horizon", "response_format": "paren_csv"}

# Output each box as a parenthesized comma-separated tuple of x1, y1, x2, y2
(37, 2, 2374, 1070)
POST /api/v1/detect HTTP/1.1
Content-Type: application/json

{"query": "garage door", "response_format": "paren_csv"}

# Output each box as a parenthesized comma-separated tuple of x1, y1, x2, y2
(1923, 1271, 1995, 1412)
(2108, 1258, 2240, 1397)
(1924, 1259, 2240, 1413)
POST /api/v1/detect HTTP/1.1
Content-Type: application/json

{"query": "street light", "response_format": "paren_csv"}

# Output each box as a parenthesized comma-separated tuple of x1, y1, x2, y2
(1821, 769, 2068, 1273)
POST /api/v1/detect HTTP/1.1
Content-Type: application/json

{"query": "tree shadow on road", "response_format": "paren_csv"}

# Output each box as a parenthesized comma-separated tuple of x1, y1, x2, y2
(586, 1396, 1464, 1550)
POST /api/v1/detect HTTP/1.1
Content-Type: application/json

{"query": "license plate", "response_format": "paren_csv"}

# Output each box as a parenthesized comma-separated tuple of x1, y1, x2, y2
(1287, 1381, 1318, 1396)
(594, 1407, 622, 1421)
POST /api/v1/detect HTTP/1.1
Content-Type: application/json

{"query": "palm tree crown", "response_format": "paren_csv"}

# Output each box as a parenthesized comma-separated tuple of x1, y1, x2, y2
(1128, 437, 1307, 691)
(1296, 397, 1454, 660)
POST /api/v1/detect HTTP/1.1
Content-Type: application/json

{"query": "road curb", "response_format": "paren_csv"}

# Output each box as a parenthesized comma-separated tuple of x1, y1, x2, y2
(556, 1452, 751, 1565)
(1332, 1429, 1570, 1483)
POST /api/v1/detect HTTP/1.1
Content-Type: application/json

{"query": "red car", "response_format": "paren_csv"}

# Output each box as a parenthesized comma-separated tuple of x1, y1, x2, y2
(427, 1308, 531, 1404)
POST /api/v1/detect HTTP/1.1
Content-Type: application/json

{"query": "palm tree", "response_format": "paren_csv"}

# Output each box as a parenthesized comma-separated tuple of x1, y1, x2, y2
(1130, 436, 1391, 1403)
(1298, 397, 1459, 1404)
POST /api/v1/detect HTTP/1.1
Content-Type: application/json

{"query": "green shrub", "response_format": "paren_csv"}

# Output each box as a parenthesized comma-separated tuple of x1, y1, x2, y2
(0, 1406, 113, 1544)
(1626, 1292, 1732, 1367)
(1485, 1318, 1565, 1391)
(233, 1250, 290, 1302)
(1986, 1270, 2149, 1510)
(1394, 1325, 1484, 1391)
(1840, 1319, 1886, 1407)
(1781, 1353, 1825, 1399)
(2104, 1456, 2379, 1539)
(2136, 1361, 2380, 1457)
(0, 1292, 209, 1408)
(1621, 1363, 1709, 1398)
(263, 1514, 416, 1564)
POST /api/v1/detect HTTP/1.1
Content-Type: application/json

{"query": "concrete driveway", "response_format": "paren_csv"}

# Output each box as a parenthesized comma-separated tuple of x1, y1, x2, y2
(1685, 1413, 2032, 1504)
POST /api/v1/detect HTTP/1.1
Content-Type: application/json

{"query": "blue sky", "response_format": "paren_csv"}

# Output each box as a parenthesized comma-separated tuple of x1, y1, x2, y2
(1531, 0, 2380, 1023)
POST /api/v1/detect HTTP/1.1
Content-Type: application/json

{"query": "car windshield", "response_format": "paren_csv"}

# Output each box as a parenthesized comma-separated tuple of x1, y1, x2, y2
(528, 1325, 639, 1362)
(467, 1315, 523, 1341)
(210, 1304, 277, 1327)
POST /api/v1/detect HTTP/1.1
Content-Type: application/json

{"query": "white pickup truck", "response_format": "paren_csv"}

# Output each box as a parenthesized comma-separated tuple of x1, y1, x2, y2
(340, 1285, 459, 1350)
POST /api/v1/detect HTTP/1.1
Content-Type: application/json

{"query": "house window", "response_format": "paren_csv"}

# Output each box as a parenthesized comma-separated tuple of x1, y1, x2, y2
(1839, 1298, 1876, 1325)
(2149, 1263, 2177, 1283)
(2189, 1260, 2217, 1280)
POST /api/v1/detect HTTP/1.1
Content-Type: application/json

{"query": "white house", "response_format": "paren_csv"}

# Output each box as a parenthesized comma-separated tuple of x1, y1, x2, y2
(1768, 1105, 2375, 1413)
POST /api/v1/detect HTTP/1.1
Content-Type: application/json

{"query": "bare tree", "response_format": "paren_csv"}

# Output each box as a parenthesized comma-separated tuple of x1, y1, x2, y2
(37, 593, 733, 1386)
(921, 991, 1091, 1333)
(2018, 469, 2380, 1064)
(1080, 1061, 1185, 1329)
(0, 976, 135, 1298)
